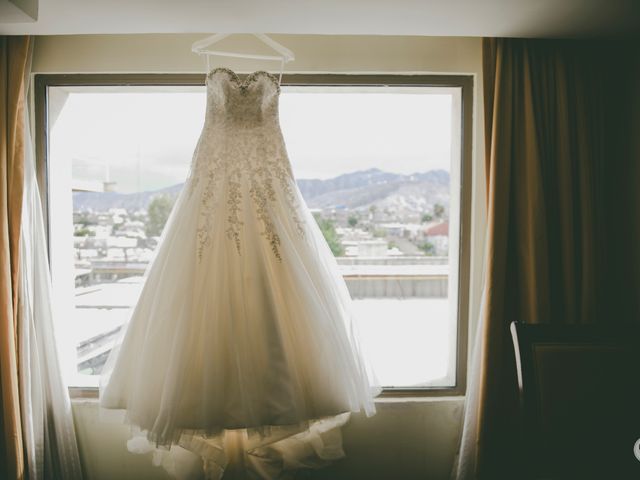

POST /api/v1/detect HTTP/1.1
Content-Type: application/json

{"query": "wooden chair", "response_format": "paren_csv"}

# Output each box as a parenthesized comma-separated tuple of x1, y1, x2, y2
(510, 322, 640, 479)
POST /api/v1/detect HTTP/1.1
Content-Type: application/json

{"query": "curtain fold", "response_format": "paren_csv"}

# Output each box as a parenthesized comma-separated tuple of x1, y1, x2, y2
(18, 41, 84, 479)
(2, 34, 84, 480)
(455, 37, 640, 479)
(1, 35, 32, 480)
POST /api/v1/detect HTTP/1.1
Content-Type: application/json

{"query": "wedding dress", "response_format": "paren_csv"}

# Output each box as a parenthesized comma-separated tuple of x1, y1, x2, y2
(99, 68, 379, 479)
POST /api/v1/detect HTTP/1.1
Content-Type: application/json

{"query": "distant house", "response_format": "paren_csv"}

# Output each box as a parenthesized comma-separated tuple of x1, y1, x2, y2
(423, 221, 449, 256)
(354, 239, 388, 257)
(424, 222, 448, 237)
(379, 223, 405, 237)
(379, 223, 424, 238)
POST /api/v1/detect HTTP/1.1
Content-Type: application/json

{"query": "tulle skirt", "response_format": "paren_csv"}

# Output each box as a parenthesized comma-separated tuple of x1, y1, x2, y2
(99, 167, 379, 478)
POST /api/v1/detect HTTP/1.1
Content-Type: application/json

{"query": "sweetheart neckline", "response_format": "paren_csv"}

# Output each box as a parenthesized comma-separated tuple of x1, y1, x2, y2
(206, 67, 281, 93)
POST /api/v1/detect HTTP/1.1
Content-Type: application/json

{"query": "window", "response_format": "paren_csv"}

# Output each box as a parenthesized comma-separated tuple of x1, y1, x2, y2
(36, 73, 472, 394)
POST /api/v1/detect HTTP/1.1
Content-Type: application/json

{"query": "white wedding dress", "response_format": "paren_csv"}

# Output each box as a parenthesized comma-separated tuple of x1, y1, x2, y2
(99, 68, 379, 479)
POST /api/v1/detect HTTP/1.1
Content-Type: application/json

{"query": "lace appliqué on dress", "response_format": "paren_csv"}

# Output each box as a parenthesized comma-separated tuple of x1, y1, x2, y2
(188, 68, 305, 263)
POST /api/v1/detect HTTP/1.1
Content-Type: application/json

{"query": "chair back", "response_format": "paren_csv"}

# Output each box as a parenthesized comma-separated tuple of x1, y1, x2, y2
(510, 322, 640, 479)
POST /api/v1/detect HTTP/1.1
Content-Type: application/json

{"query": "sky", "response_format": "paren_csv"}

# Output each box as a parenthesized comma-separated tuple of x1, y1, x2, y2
(51, 86, 456, 194)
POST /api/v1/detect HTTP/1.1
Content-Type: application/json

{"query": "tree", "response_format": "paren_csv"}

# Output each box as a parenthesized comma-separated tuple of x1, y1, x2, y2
(313, 213, 345, 257)
(146, 194, 175, 237)
(348, 215, 358, 227)
(75, 212, 97, 227)
(418, 241, 436, 256)
(433, 203, 445, 219)
(421, 213, 433, 223)
(75, 227, 92, 237)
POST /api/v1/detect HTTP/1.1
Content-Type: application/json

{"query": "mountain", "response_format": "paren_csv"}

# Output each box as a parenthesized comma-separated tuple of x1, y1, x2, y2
(73, 183, 183, 212)
(297, 168, 450, 211)
(72, 168, 450, 215)
(297, 168, 449, 199)
(296, 169, 405, 198)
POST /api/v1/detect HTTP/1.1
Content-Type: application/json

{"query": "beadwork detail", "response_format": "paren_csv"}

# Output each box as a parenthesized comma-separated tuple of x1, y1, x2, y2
(188, 67, 305, 262)
(206, 67, 282, 94)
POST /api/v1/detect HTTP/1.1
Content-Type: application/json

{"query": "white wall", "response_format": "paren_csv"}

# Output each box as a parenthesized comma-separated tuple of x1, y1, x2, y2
(32, 34, 485, 480)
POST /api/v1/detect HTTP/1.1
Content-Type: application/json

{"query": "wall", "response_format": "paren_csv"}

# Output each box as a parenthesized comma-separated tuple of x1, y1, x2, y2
(32, 34, 485, 480)
(73, 399, 465, 480)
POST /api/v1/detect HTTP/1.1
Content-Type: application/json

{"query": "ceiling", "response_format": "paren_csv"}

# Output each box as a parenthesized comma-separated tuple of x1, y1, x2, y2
(1, 0, 639, 37)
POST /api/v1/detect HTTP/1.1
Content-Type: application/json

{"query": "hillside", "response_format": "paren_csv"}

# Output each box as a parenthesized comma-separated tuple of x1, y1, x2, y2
(73, 168, 450, 215)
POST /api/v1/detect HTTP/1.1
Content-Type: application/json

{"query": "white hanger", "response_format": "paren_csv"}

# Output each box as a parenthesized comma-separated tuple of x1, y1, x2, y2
(191, 33, 295, 84)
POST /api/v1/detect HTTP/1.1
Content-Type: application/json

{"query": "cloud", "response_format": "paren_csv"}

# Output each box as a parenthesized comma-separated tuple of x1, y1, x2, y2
(52, 87, 456, 193)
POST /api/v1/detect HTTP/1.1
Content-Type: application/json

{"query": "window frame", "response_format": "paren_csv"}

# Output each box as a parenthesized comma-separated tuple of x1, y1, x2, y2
(34, 72, 473, 398)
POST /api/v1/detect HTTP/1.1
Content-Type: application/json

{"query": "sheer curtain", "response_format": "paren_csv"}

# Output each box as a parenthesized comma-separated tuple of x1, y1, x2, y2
(18, 43, 84, 480)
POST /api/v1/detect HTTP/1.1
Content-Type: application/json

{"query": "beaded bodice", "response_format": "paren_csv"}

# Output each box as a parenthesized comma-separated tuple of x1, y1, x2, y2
(187, 68, 305, 262)
(204, 68, 281, 129)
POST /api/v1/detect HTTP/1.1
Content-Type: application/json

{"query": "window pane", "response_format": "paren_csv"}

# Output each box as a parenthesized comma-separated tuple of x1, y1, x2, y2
(48, 83, 462, 389)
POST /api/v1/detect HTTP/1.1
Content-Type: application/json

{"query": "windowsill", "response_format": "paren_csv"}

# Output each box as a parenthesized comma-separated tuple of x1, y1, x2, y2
(374, 395, 464, 403)
(69, 386, 465, 403)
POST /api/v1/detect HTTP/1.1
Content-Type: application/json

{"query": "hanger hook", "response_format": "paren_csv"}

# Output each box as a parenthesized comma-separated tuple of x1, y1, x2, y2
(278, 57, 285, 85)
